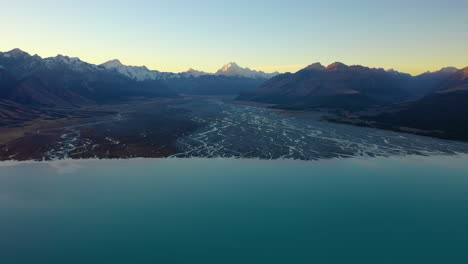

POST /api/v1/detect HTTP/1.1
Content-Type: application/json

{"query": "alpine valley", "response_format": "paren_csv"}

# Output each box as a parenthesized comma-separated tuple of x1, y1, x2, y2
(0, 48, 467, 161)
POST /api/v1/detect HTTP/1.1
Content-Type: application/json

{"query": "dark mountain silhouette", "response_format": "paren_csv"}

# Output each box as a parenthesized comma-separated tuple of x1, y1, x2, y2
(0, 49, 177, 104)
(350, 67, 468, 141)
(0, 67, 17, 98)
(237, 62, 414, 110)
(236, 61, 468, 140)
(0, 49, 268, 105)
(436, 67, 468, 92)
(409, 67, 460, 98)
(1, 65, 88, 107)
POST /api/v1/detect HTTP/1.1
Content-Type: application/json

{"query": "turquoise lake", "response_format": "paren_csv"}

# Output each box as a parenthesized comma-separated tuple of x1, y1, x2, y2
(1, 156, 468, 263)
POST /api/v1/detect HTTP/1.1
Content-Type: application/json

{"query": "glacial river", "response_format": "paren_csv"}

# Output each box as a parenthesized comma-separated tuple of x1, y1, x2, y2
(171, 99, 468, 159)
(6, 98, 466, 161)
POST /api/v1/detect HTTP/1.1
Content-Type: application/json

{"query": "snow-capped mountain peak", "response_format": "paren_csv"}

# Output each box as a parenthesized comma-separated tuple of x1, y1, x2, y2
(100, 60, 177, 81)
(4, 48, 30, 58)
(438, 67, 459, 74)
(215, 62, 278, 79)
(101, 59, 123, 68)
(53, 54, 83, 63)
(219, 62, 241, 71)
(183, 68, 211, 77)
(304, 62, 325, 71)
(40, 54, 100, 73)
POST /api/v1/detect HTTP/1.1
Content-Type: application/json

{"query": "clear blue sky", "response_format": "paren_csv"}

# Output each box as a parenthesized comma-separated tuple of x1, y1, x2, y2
(1, 0, 467, 75)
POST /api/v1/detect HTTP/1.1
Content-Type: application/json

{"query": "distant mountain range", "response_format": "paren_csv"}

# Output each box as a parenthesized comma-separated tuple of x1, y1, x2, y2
(408, 66, 460, 97)
(183, 68, 210, 77)
(100, 59, 178, 81)
(100, 59, 278, 80)
(237, 62, 463, 110)
(237, 62, 411, 110)
(98, 59, 275, 95)
(0, 49, 176, 106)
(215, 62, 279, 79)
(1, 48, 467, 141)
(0, 48, 277, 107)
(366, 67, 468, 140)
(235, 62, 468, 141)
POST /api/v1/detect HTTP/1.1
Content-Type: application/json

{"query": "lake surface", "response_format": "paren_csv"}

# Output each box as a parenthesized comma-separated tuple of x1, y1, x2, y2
(1, 156, 468, 264)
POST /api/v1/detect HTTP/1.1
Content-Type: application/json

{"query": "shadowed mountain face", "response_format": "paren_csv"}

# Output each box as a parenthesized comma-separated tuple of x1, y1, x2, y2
(436, 67, 468, 92)
(0, 68, 17, 98)
(215, 62, 279, 79)
(0, 49, 177, 105)
(10, 76, 88, 107)
(236, 62, 468, 141)
(1, 67, 89, 107)
(409, 67, 460, 97)
(362, 67, 468, 141)
(100, 59, 179, 81)
(0, 49, 272, 107)
(99, 59, 274, 95)
(237, 62, 414, 110)
(0, 99, 40, 126)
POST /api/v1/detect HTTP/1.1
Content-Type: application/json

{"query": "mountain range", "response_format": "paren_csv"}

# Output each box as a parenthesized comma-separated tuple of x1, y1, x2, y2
(183, 68, 211, 77)
(0, 49, 177, 105)
(235, 61, 468, 140)
(214, 62, 279, 79)
(1, 48, 467, 140)
(236, 62, 462, 110)
(0, 49, 278, 105)
(100, 59, 178, 81)
(100, 59, 277, 80)
(366, 67, 468, 140)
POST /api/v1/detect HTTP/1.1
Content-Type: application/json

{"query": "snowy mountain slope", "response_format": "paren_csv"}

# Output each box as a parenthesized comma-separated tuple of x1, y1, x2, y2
(100, 59, 178, 81)
(215, 62, 279, 79)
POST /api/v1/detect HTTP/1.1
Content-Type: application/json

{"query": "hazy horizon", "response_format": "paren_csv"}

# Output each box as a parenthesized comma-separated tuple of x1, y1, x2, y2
(2, 0, 467, 75)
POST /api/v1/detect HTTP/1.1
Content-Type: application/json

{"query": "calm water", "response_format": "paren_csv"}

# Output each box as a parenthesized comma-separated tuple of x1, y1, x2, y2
(1, 156, 468, 264)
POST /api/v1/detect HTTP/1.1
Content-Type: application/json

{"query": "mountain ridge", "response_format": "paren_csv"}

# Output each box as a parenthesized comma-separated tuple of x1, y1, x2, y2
(0, 48, 178, 104)
(215, 62, 279, 79)
(236, 62, 415, 110)
(323, 67, 468, 141)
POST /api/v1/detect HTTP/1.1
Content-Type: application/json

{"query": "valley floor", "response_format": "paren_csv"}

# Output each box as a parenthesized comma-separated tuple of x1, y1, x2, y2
(0, 97, 199, 161)
(1, 96, 467, 161)
(323, 111, 468, 142)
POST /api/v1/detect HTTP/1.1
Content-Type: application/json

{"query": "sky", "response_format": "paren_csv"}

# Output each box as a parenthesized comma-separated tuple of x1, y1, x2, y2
(1, 0, 467, 75)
